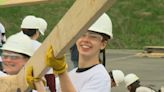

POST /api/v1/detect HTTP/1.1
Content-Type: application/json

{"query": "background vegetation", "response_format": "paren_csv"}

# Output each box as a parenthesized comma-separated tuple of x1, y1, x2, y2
(0, 0, 163, 49)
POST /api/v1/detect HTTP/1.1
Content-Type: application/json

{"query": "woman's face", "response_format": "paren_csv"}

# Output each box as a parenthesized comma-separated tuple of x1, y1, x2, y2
(2, 50, 29, 75)
(76, 31, 107, 57)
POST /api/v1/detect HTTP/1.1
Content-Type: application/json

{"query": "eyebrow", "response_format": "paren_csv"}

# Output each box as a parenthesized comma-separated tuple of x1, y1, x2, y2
(2, 53, 23, 57)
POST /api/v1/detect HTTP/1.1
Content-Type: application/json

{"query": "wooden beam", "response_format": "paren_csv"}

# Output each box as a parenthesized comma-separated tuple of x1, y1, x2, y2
(0, 0, 52, 7)
(0, 0, 116, 91)
(136, 52, 164, 58)
(161, 86, 164, 92)
(144, 46, 164, 53)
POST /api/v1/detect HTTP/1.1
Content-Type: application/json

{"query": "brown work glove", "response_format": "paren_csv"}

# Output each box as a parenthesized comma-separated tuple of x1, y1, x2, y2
(26, 66, 46, 89)
(46, 46, 67, 75)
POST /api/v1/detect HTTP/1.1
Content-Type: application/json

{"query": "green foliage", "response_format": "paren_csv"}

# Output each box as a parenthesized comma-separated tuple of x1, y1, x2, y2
(0, 0, 163, 49)
(108, 0, 164, 49)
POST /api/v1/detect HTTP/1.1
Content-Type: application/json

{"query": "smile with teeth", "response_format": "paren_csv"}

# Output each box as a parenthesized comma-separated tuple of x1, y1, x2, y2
(81, 45, 90, 48)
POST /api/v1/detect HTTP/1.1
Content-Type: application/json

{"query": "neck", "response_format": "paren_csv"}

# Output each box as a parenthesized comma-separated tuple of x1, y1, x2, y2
(31, 34, 38, 40)
(78, 54, 100, 68)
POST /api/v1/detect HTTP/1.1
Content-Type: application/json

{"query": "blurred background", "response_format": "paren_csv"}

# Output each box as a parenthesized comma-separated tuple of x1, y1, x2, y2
(0, 0, 163, 49)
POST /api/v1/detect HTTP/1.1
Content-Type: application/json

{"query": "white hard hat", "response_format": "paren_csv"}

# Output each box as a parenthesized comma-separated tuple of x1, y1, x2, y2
(0, 22, 5, 33)
(89, 13, 113, 39)
(1, 32, 34, 56)
(112, 70, 125, 86)
(136, 86, 156, 92)
(124, 73, 139, 87)
(21, 15, 39, 29)
(37, 17, 47, 35)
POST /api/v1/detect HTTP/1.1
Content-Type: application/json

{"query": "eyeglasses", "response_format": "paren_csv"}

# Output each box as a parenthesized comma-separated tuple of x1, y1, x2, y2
(1, 53, 24, 60)
(81, 32, 103, 41)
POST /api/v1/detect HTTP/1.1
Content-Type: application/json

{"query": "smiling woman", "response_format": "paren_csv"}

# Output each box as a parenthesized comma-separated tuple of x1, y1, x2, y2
(45, 13, 114, 92)
(0, 32, 34, 75)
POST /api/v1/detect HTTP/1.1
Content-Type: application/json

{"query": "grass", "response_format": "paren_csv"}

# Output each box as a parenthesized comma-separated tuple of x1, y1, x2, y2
(108, 0, 164, 49)
(0, 0, 163, 49)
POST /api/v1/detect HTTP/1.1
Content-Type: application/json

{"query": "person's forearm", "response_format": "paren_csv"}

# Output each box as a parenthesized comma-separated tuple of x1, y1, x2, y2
(58, 72, 76, 92)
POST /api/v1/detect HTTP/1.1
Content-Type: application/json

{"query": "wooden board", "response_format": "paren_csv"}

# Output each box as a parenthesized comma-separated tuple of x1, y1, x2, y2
(136, 52, 164, 58)
(161, 86, 164, 92)
(0, 0, 116, 91)
(144, 46, 164, 53)
(0, 0, 51, 7)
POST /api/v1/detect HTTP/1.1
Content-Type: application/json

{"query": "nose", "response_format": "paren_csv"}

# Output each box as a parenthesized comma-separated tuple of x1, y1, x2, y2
(80, 35, 90, 42)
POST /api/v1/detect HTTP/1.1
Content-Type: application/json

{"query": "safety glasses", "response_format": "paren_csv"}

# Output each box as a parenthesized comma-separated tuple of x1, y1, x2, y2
(81, 31, 103, 41)
(1, 52, 24, 60)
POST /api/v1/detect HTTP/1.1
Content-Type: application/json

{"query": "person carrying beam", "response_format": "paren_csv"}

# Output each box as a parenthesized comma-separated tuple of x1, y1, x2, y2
(44, 13, 113, 92)
(20, 15, 48, 51)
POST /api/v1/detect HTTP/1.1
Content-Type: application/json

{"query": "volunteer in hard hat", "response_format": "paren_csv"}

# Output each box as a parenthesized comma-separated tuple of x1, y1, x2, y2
(109, 70, 125, 87)
(21, 15, 47, 51)
(40, 13, 113, 92)
(21, 15, 55, 92)
(124, 73, 156, 92)
(0, 32, 34, 76)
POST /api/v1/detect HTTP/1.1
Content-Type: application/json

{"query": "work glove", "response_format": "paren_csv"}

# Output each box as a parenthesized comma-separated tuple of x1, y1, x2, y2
(26, 66, 46, 89)
(46, 46, 67, 75)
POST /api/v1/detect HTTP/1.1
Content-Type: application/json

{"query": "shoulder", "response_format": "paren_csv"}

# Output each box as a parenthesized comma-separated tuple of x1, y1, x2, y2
(0, 71, 8, 77)
(69, 64, 110, 80)
(136, 86, 156, 92)
(32, 40, 41, 47)
(32, 40, 41, 45)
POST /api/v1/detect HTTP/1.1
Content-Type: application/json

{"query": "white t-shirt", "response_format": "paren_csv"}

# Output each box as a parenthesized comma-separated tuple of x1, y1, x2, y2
(56, 64, 111, 92)
(136, 86, 156, 92)
(0, 71, 7, 76)
(0, 57, 2, 62)
(32, 40, 41, 51)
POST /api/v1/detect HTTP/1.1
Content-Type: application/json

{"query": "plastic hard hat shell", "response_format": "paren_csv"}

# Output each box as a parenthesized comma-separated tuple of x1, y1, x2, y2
(124, 73, 139, 87)
(88, 13, 113, 39)
(112, 70, 125, 86)
(37, 17, 47, 35)
(136, 86, 156, 92)
(1, 32, 34, 56)
(0, 22, 5, 33)
(21, 15, 39, 29)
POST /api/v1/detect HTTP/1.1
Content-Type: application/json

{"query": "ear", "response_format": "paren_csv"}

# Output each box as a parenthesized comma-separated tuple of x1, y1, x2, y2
(100, 40, 107, 50)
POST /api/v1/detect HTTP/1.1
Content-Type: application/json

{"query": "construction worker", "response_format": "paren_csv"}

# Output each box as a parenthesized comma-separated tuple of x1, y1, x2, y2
(109, 70, 125, 87)
(124, 73, 156, 92)
(0, 32, 34, 76)
(43, 13, 113, 92)
(20, 15, 47, 51)
(20, 15, 56, 92)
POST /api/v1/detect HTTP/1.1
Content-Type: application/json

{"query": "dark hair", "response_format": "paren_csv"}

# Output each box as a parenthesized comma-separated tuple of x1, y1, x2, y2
(108, 71, 114, 80)
(129, 80, 140, 92)
(100, 33, 110, 41)
(18, 52, 30, 59)
(1, 33, 5, 35)
(22, 29, 38, 37)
